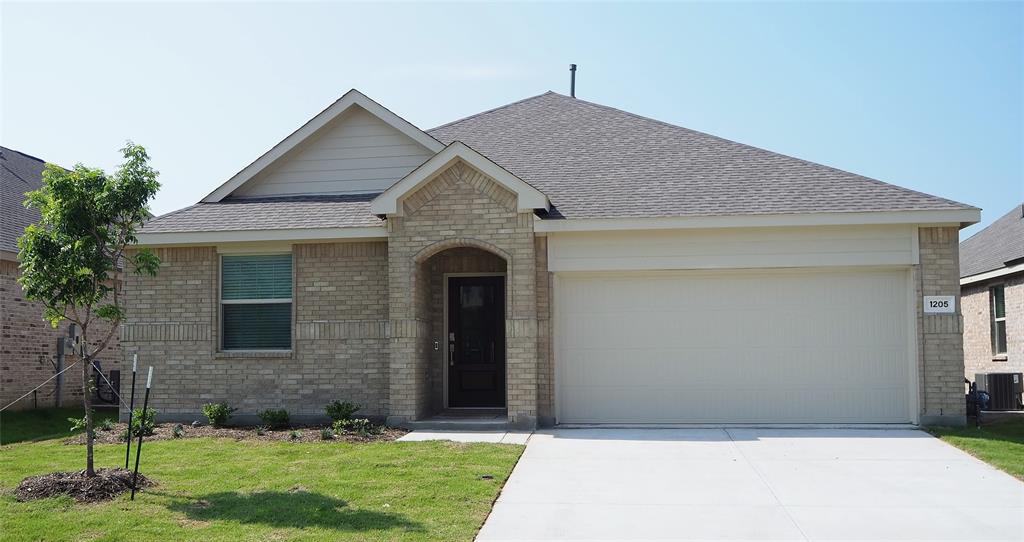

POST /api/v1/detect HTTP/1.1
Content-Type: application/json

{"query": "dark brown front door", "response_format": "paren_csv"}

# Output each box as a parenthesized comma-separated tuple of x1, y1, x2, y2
(448, 276, 505, 408)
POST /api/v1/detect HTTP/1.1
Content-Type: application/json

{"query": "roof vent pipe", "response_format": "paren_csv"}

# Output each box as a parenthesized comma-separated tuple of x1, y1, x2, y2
(569, 64, 577, 98)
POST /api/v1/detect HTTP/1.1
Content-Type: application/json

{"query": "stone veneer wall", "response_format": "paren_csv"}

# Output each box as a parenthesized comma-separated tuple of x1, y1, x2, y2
(535, 236, 554, 425)
(120, 242, 389, 422)
(1, 258, 121, 411)
(962, 275, 1024, 377)
(916, 227, 967, 425)
(386, 160, 539, 427)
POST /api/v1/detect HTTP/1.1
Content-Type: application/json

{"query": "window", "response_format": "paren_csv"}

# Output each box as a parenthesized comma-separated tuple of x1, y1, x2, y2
(221, 254, 292, 350)
(990, 285, 1007, 356)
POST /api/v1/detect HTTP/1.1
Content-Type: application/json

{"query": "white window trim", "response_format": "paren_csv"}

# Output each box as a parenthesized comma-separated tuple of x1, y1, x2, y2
(219, 253, 295, 352)
(991, 284, 1007, 356)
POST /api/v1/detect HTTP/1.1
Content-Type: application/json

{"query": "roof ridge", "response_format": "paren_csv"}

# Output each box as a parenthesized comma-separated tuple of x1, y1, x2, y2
(427, 91, 557, 133)
(559, 93, 977, 212)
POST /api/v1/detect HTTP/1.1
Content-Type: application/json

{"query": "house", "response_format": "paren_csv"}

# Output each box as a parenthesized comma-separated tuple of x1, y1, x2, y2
(0, 146, 121, 410)
(128, 90, 979, 428)
(960, 203, 1023, 376)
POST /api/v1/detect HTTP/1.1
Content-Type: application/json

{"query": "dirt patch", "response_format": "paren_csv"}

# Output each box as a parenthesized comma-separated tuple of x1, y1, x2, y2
(16, 468, 154, 503)
(66, 423, 407, 445)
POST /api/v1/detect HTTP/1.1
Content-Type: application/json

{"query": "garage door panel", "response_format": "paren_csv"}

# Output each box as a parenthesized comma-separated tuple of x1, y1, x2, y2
(556, 269, 912, 424)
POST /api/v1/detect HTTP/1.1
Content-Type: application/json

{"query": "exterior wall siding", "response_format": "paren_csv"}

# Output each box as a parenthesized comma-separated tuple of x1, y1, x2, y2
(962, 274, 1024, 376)
(916, 227, 967, 425)
(1, 258, 121, 411)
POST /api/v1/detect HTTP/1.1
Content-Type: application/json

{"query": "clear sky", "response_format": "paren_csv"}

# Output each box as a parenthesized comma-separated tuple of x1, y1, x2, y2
(2, 1, 1021, 238)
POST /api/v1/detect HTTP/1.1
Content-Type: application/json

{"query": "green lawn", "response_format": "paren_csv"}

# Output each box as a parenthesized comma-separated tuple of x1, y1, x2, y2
(928, 418, 1024, 480)
(0, 410, 524, 542)
(0, 406, 118, 445)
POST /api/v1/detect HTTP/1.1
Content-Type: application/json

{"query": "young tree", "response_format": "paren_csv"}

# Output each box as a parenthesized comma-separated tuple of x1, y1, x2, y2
(18, 142, 160, 476)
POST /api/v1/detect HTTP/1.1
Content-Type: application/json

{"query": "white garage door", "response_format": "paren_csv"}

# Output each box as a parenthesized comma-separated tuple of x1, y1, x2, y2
(556, 269, 913, 424)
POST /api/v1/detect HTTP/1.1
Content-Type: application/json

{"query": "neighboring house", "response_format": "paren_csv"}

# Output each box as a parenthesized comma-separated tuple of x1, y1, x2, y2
(129, 90, 979, 428)
(960, 203, 1023, 377)
(0, 146, 121, 410)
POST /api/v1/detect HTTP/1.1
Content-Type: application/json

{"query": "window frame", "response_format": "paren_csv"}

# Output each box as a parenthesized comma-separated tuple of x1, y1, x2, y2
(990, 284, 1007, 356)
(218, 252, 295, 352)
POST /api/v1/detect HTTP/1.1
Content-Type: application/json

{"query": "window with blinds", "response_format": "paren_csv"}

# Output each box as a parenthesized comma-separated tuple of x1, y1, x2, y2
(221, 254, 292, 350)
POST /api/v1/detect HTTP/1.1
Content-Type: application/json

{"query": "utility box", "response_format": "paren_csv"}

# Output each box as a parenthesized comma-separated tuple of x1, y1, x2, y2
(975, 373, 1024, 411)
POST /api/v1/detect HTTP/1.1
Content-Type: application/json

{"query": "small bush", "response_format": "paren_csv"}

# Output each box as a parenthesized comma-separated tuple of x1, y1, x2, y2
(255, 425, 267, 436)
(128, 408, 157, 438)
(324, 401, 360, 422)
(257, 409, 290, 429)
(172, 424, 185, 438)
(289, 430, 300, 441)
(201, 402, 237, 427)
(68, 416, 87, 433)
(332, 417, 378, 436)
(320, 428, 335, 440)
(98, 418, 115, 432)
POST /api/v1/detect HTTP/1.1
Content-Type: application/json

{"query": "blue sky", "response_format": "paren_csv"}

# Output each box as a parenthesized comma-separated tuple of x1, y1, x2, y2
(2, 1, 1021, 238)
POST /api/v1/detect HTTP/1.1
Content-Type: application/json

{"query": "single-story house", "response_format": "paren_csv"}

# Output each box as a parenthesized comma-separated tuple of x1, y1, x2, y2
(0, 146, 121, 410)
(129, 90, 979, 428)
(960, 203, 1022, 376)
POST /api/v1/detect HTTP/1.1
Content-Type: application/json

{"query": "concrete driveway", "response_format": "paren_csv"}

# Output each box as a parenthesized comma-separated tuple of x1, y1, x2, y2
(477, 428, 1024, 541)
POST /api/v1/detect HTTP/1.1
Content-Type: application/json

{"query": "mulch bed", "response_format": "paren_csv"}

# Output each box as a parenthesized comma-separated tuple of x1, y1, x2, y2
(66, 422, 407, 445)
(16, 468, 153, 503)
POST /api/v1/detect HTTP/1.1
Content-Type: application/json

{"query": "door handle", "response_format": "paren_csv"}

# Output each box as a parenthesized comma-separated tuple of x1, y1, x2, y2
(449, 343, 455, 366)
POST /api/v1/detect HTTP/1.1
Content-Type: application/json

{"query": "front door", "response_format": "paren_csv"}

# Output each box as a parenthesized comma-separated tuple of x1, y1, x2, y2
(447, 276, 506, 408)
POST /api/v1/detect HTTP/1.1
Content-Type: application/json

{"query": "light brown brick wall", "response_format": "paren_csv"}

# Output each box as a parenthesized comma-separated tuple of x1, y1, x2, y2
(916, 227, 967, 425)
(386, 160, 539, 427)
(120, 242, 389, 422)
(1, 258, 121, 411)
(962, 275, 1024, 376)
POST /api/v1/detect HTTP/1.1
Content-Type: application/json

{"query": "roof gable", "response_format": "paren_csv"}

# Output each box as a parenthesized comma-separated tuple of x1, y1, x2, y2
(203, 89, 444, 202)
(370, 141, 549, 216)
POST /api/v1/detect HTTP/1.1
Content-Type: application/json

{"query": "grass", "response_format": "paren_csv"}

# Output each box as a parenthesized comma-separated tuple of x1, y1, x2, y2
(0, 409, 525, 541)
(928, 418, 1024, 480)
(0, 406, 118, 445)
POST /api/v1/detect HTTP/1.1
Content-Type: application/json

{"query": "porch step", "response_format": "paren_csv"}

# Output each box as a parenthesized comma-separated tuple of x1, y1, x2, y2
(403, 417, 512, 431)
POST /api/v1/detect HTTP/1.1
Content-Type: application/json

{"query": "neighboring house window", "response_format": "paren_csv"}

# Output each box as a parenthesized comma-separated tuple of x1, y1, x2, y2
(990, 285, 1007, 356)
(221, 254, 292, 350)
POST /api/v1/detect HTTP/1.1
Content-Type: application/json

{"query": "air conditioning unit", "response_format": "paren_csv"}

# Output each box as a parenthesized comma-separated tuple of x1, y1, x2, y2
(975, 373, 1024, 411)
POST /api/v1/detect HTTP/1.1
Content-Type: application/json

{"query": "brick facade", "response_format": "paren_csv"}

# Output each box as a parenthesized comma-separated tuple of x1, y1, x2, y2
(962, 274, 1024, 376)
(1, 258, 121, 411)
(118, 184, 967, 427)
(916, 227, 967, 425)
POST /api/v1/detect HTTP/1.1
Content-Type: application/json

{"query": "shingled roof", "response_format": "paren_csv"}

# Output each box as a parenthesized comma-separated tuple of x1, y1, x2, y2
(429, 92, 974, 220)
(0, 146, 46, 255)
(142, 90, 975, 235)
(960, 203, 1024, 278)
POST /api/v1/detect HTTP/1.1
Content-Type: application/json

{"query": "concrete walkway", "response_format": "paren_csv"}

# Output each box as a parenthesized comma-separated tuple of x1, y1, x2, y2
(397, 430, 531, 444)
(476, 428, 1024, 541)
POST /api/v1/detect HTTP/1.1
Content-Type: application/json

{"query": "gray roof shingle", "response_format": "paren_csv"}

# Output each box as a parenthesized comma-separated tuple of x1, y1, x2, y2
(143, 90, 976, 234)
(959, 203, 1024, 278)
(0, 146, 46, 254)
(428, 92, 975, 219)
(141, 195, 382, 233)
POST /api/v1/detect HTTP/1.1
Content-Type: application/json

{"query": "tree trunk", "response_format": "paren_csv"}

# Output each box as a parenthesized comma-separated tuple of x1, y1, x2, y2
(83, 353, 95, 477)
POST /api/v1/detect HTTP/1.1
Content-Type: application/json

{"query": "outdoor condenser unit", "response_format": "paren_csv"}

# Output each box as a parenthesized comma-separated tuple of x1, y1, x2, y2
(974, 373, 1024, 411)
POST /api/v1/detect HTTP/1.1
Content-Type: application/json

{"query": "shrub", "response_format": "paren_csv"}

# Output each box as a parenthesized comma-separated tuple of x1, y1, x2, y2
(201, 402, 237, 427)
(324, 401, 360, 422)
(289, 430, 300, 441)
(257, 409, 290, 429)
(127, 408, 157, 438)
(172, 424, 185, 438)
(320, 428, 335, 440)
(255, 425, 267, 436)
(68, 416, 87, 433)
(332, 417, 378, 436)
(98, 418, 115, 432)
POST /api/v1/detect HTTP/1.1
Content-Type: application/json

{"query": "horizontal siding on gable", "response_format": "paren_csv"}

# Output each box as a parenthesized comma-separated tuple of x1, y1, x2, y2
(547, 225, 917, 272)
(234, 107, 434, 198)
